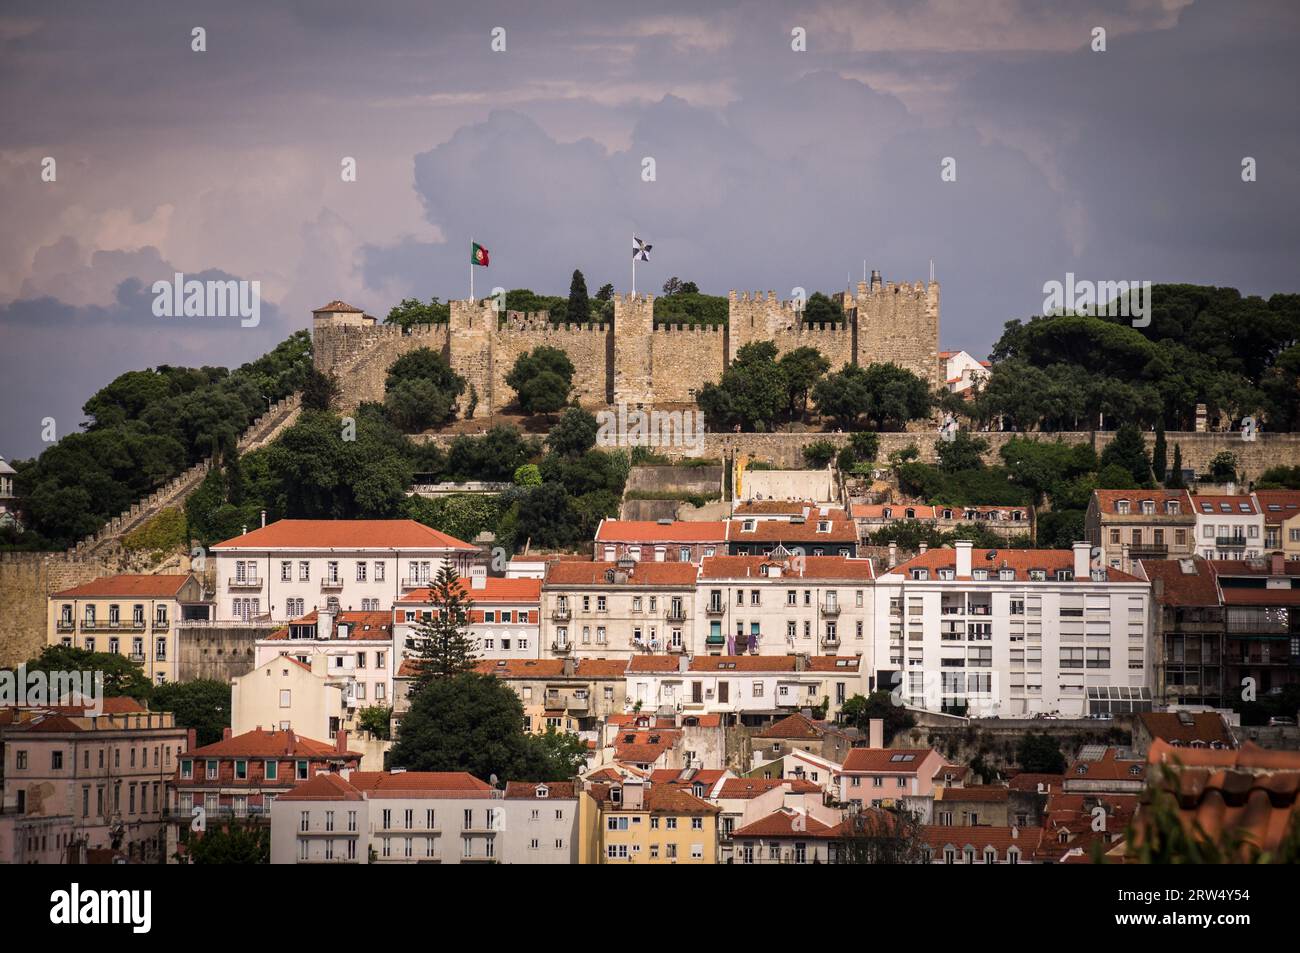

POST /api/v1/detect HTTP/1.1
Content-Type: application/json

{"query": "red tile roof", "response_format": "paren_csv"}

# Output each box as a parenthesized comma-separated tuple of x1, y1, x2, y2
(718, 777, 820, 799)
(756, 713, 827, 740)
(51, 574, 193, 599)
(727, 518, 857, 543)
(212, 519, 474, 550)
(264, 610, 392, 641)
(699, 554, 875, 580)
(1138, 711, 1235, 748)
(503, 781, 577, 799)
(1007, 773, 1064, 793)
(276, 773, 364, 801)
(888, 547, 1142, 583)
(187, 728, 359, 760)
(595, 520, 727, 543)
(1138, 557, 1221, 607)
(347, 771, 493, 796)
(544, 560, 698, 587)
(1065, 747, 1146, 782)
(733, 501, 847, 518)
(1255, 490, 1300, 519)
(1092, 489, 1193, 517)
(732, 808, 846, 838)
(398, 577, 541, 604)
(841, 748, 938, 774)
(922, 825, 1044, 857)
(1191, 494, 1260, 515)
(936, 785, 1009, 803)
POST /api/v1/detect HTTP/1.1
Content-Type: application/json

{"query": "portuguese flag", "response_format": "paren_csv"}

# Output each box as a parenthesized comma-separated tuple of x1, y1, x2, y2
(471, 242, 490, 267)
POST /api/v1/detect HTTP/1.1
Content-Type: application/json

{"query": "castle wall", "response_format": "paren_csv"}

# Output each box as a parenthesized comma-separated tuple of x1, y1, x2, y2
(855, 279, 942, 389)
(647, 324, 727, 404)
(492, 313, 611, 413)
(0, 553, 121, 667)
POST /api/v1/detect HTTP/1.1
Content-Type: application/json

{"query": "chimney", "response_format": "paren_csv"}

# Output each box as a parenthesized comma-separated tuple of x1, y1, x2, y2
(868, 718, 884, 750)
(335, 728, 348, 754)
(470, 564, 487, 589)
(260, 509, 267, 529)
(919, 542, 928, 555)
(1073, 541, 1091, 580)
(678, 655, 688, 674)
(1271, 552, 1285, 577)
(222, 726, 233, 740)
(563, 657, 577, 677)
(317, 608, 333, 641)
(870, 269, 882, 291)
(1153, 577, 1165, 599)
(186, 727, 197, 752)
(241, 524, 247, 536)
(888, 541, 898, 568)
(284, 729, 296, 756)
(955, 539, 973, 577)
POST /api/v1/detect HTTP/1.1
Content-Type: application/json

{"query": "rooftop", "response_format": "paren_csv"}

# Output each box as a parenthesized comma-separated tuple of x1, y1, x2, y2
(212, 519, 475, 551)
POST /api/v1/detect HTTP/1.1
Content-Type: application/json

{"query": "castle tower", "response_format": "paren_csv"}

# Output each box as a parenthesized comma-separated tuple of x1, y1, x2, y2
(726, 290, 792, 364)
(310, 299, 377, 376)
(448, 298, 497, 418)
(613, 293, 655, 407)
(854, 275, 940, 389)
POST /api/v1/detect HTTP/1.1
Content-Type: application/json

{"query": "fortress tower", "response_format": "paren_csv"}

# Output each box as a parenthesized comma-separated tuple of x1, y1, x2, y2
(853, 272, 941, 389)
(613, 293, 655, 407)
(448, 298, 499, 419)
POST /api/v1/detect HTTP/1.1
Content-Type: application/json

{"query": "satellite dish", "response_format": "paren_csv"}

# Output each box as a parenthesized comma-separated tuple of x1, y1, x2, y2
(489, 773, 499, 787)
(985, 550, 998, 560)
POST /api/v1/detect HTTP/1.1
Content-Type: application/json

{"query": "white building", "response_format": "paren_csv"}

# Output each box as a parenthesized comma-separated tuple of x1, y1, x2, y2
(211, 518, 478, 622)
(939, 350, 991, 393)
(394, 570, 541, 664)
(541, 559, 698, 658)
(1191, 494, 1265, 560)
(255, 609, 396, 717)
(696, 553, 875, 658)
(873, 542, 1154, 718)
(231, 653, 346, 740)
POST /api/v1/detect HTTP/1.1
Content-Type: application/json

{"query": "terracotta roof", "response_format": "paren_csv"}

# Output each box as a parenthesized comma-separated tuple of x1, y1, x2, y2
(6, 714, 87, 733)
(922, 825, 1044, 857)
(852, 503, 935, 519)
(398, 577, 541, 605)
(544, 560, 697, 587)
(1219, 587, 1300, 606)
(1141, 740, 1300, 859)
(644, 785, 720, 814)
(699, 554, 875, 580)
(49, 697, 148, 716)
(1065, 747, 1146, 782)
(503, 781, 577, 799)
(1007, 773, 1064, 793)
(347, 771, 493, 796)
(718, 777, 819, 799)
(1138, 711, 1235, 748)
(936, 785, 1009, 803)
(264, 610, 391, 641)
(756, 713, 827, 740)
(841, 748, 938, 774)
(51, 574, 193, 599)
(595, 520, 727, 543)
(212, 519, 474, 551)
(727, 518, 857, 543)
(1254, 490, 1300, 519)
(187, 728, 358, 760)
(648, 768, 727, 788)
(1092, 489, 1193, 517)
(1138, 557, 1221, 607)
(313, 300, 364, 313)
(1191, 494, 1260, 515)
(887, 547, 1142, 584)
(276, 773, 364, 801)
(733, 501, 846, 518)
(626, 655, 683, 673)
(732, 808, 846, 838)
(1208, 558, 1300, 577)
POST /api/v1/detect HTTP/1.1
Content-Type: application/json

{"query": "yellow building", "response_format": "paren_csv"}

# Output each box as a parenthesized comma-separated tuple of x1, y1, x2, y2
(48, 574, 208, 685)
(581, 778, 720, 864)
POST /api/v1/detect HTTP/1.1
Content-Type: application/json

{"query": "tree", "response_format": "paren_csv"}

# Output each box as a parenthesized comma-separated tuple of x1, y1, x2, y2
(778, 346, 830, 418)
(595, 283, 615, 302)
(384, 297, 451, 328)
(697, 341, 788, 432)
(513, 463, 542, 486)
(15, 645, 152, 702)
(300, 367, 339, 413)
(813, 363, 930, 431)
(1208, 451, 1237, 483)
(546, 407, 599, 457)
(505, 346, 574, 415)
(409, 564, 479, 690)
(802, 292, 843, 325)
(802, 440, 837, 468)
(831, 808, 926, 864)
(383, 348, 465, 430)
(446, 426, 537, 481)
(1099, 424, 1152, 485)
(1016, 732, 1066, 774)
(150, 680, 231, 747)
(839, 691, 916, 745)
(936, 431, 989, 473)
(357, 705, 393, 740)
(1167, 443, 1185, 488)
(182, 818, 270, 864)
(566, 269, 590, 324)
(390, 673, 574, 782)
(1152, 425, 1168, 483)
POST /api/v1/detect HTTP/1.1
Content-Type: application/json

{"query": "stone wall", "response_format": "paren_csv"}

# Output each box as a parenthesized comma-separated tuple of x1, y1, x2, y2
(176, 625, 269, 682)
(855, 278, 942, 390)
(0, 552, 120, 667)
(647, 324, 727, 404)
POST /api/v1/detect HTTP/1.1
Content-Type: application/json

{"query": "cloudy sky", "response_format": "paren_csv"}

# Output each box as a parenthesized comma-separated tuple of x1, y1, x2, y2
(2, 0, 1297, 458)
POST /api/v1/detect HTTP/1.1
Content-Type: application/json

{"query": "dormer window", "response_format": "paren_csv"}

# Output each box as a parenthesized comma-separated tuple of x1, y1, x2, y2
(1055, 570, 1073, 581)
(911, 569, 929, 580)
(999, 569, 1015, 581)
(1140, 500, 1154, 515)
(1165, 500, 1179, 515)
(905, 508, 916, 519)
(1029, 569, 1046, 581)
(938, 569, 955, 580)
(973, 569, 988, 580)
(817, 521, 830, 533)
(535, 785, 549, 798)
(1116, 500, 1130, 515)
(743, 520, 756, 532)
(882, 508, 892, 518)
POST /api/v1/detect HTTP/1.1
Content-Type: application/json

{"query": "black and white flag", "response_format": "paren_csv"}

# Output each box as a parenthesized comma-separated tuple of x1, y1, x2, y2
(633, 237, 652, 261)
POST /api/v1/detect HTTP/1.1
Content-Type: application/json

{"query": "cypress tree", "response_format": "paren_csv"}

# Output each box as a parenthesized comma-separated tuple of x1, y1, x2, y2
(566, 269, 590, 324)
(1167, 444, 1185, 488)
(1152, 426, 1168, 483)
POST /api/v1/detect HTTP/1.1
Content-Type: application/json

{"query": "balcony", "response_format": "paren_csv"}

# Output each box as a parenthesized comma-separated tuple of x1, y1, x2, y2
(1215, 537, 1247, 549)
(551, 641, 572, 655)
(821, 602, 841, 617)
(821, 635, 841, 649)
(705, 602, 725, 616)
(227, 578, 263, 590)
(551, 607, 572, 622)
(1128, 543, 1169, 558)
(665, 606, 687, 623)
(401, 577, 431, 591)
(56, 620, 75, 632)
(668, 642, 686, 654)
(320, 578, 345, 591)
(129, 652, 146, 663)
(567, 694, 590, 712)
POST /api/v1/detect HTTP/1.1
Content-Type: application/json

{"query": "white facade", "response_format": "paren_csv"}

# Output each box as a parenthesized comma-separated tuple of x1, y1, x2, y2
(873, 542, 1153, 718)
(626, 657, 864, 720)
(941, 350, 991, 393)
(1192, 495, 1265, 560)
(256, 610, 396, 716)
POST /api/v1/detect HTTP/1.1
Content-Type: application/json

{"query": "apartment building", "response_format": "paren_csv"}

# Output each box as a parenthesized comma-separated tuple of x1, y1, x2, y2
(697, 554, 874, 657)
(874, 542, 1154, 718)
(394, 571, 541, 664)
(170, 727, 361, 849)
(1192, 495, 1265, 560)
(269, 771, 578, 864)
(0, 701, 188, 864)
(210, 519, 478, 622)
(1212, 555, 1300, 697)
(1085, 489, 1195, 574)
(230, 654, 347, 740)
(852, 503, 1032, 543)
(920, 826, 1044, 864)
(726, 514, 858, 557)
(624, 654, 864, 725)
(541, 560, 698, 658)
(1257, 489, 1300, 556)
(48, 574, 208, 685)
(837, 746, 947, 808)
(1136, 557, 1226, 708)
(464, 658, 628, 734)
(593, 519, 726, 564)
(256, 609, 395, 717)
(581, 778, 719, 864)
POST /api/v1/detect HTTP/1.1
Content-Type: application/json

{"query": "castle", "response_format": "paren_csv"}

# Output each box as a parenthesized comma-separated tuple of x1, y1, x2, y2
(312, 272, 940, 418)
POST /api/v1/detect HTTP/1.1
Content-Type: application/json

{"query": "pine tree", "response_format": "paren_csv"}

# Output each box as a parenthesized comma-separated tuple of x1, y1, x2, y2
(410, 565, 479, 691)
(1100, 423, 1152, 486)
(566, 269, 590, 324)
(1152, 425, 1167, 483)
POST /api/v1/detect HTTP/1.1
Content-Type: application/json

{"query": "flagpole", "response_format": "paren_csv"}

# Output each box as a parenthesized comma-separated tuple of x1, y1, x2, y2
(470, 237, 474, 301)
(631, 232, 636, 296)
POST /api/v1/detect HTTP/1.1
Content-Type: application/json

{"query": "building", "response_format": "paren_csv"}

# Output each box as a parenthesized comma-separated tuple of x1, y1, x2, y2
(731, 808, 850, 864)
(1256, 489, 1300, 556)
(920, 826, 1044, 864)
(1085, 489, 1195, 574)
(593, 519, 727, 564)
(1063, 746, 1147, 796)
(939, 350, 991, 393)
(269, 771, 578, 864)
(837, 746, 947, 808)
(697, 553, 874, 657)
(394, 572, 541, 663)
(256, 609, 395, 719)
(210, 518, 478, 622)
(852, 503, 1033, 544)
(581, 778, 720, 864)
(1211, 555, 1300, 697)
(932, 786, 1010, 827)
(726, 514, 858, 557)
(48, 574, 209, 686)
(626, 655, 864, 725)
(1137, 557, 1226, 708)
(0, 700, 187, 864)
(749, 712, 856, 768)
(874, 542, 1154, 718)
(170, 727, 362, 851)
(541, 560, 698, 658)
(1192, 494, 1265, 560)
(1132, 710, 1236, 755)
(230, 653, 346, 740)
(456, 658, 629, 734)
(0, 455, 18, 529)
